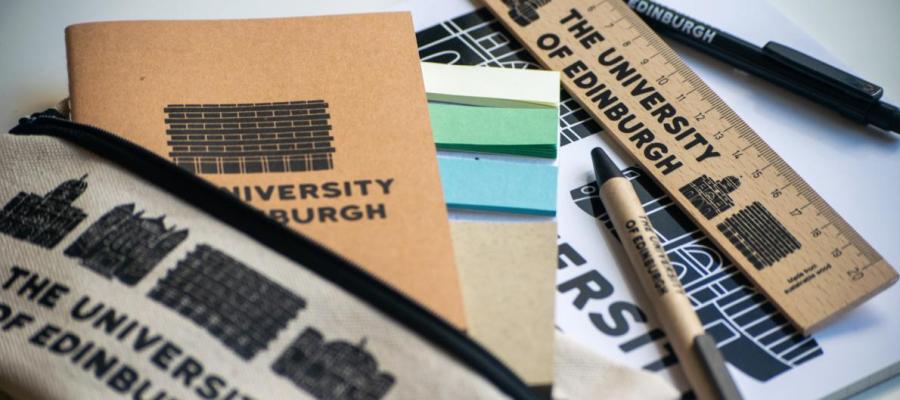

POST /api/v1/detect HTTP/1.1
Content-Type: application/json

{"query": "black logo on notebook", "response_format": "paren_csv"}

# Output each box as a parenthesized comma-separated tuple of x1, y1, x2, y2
(504, 0, 551, 27)
(64, 203, 188, 285)
(569, 168, 821, 381)
(679, 175, 741, 220)
(417, 9, 601, 146)
(148, 244, 306, 360)
(0, 176, 88, 248)
(164, 100, 335, 174)
(718, 202, 801, 270)
(273, 328, 395, 400)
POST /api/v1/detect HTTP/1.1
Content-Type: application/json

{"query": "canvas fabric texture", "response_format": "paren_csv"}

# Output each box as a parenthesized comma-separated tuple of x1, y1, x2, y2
(0, 132, 509, 400)
(552, 333, 679, 400)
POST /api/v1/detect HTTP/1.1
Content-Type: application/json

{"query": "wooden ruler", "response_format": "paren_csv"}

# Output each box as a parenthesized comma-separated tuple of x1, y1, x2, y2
(483, 0, 897, 334)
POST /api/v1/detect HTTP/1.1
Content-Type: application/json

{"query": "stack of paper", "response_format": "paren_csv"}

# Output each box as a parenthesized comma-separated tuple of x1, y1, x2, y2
(421, 61, 561, 389)
(422, 62, 560, 158)
(423, 62, 560, 216)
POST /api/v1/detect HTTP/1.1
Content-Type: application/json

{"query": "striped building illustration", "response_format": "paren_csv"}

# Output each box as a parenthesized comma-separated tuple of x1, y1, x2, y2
(149, 244, 306, 360)
(164, 100, 335, 174)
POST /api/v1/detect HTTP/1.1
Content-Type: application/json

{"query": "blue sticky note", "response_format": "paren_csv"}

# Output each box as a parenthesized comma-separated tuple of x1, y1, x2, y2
(438, 156, 557, 215)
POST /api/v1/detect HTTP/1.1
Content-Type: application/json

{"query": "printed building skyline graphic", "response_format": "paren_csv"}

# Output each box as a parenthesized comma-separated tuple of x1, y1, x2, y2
(679, 174, 741, 220)
(570, 167, 822, 381)
(273, 328, 396, 400)
(149, 244, 306, 360)
(164, 100, 335, 174)
(0, 176, 88, 248)
(719, 201, 802, 270)
(503, 0, 552, 27)
(64, 203, 188, 285)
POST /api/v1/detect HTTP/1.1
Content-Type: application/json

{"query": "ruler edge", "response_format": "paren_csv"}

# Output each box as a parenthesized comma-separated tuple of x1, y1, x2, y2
(478, 0, 898, 334)
(622, 3, 900, 331)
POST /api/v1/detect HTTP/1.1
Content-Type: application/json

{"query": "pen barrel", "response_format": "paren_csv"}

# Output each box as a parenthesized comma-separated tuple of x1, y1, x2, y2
(599, 177, 718, 400)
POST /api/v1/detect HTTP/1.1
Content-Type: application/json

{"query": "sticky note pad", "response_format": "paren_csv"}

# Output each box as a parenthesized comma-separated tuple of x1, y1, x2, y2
(429, 102, 558, 158)
(421, 62, 560, 108)
(438, 156, 557, 215)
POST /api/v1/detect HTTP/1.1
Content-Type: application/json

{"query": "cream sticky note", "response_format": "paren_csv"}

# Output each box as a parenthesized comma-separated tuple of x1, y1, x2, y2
(421, 62, 560, 108)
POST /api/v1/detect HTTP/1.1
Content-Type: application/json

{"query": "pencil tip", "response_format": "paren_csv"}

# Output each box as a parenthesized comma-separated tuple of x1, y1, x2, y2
(694, 334, 744, 400)
(591, 147, 623, 186)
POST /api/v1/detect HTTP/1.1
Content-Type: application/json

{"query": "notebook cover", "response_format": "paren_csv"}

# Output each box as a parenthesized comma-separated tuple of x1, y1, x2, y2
(65, 13, 465, 327)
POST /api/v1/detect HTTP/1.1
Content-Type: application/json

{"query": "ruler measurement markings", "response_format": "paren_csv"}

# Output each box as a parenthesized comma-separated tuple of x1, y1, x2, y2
(697, 87, 718, 101)
(621, 2, 813, 228)
(809, 193, 877, 263)
(482, 0, 896, 333)
(606, 16, 625, 27)
(623, 34, 642, 44)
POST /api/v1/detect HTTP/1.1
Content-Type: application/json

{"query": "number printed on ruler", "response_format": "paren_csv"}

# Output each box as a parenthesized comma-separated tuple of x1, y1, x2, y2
(484, 0, 897, 333)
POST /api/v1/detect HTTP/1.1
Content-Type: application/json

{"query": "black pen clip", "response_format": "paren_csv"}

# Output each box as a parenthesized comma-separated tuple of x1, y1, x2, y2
(762, 41, 883, 102)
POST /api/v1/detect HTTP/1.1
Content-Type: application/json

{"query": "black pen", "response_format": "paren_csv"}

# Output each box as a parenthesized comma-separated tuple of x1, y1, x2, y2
(624, 0, 900, 134)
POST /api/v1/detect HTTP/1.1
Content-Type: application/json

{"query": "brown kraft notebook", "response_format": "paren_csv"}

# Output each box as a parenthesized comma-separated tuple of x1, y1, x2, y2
(64, 13, 465, 327)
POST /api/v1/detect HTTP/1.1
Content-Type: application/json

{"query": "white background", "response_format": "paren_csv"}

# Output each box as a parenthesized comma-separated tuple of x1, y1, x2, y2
(741, 1, 900, 397)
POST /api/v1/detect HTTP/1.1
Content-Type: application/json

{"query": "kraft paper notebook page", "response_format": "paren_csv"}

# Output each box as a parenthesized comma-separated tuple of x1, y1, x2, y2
(64, 14, 465, 328)
(449, 220, 557, 389)
(397, 0, 900, 399)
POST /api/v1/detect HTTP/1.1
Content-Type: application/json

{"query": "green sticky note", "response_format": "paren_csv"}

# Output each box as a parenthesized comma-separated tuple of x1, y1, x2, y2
(438, 156, 557, 215)
(429, 102, 558, 158)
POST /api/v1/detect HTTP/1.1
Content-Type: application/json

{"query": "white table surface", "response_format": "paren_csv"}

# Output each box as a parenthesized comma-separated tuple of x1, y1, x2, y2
(1, 1, 898, 398)
(768, 2, 900, 398)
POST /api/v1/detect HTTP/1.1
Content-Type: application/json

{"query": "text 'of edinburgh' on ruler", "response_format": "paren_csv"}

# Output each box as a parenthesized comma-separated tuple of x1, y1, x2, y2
(482, 0, 897, 334)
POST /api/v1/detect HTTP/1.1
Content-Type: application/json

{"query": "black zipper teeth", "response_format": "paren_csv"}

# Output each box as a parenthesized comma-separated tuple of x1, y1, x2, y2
(9, 111, 535, 400)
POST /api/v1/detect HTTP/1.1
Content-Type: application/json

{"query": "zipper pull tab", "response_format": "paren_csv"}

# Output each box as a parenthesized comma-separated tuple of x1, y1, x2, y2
(16, 108, 64, 124)
(32, 108, 66, 120)
(22, 108, 65, 122)
(11, 109, 65, 134)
